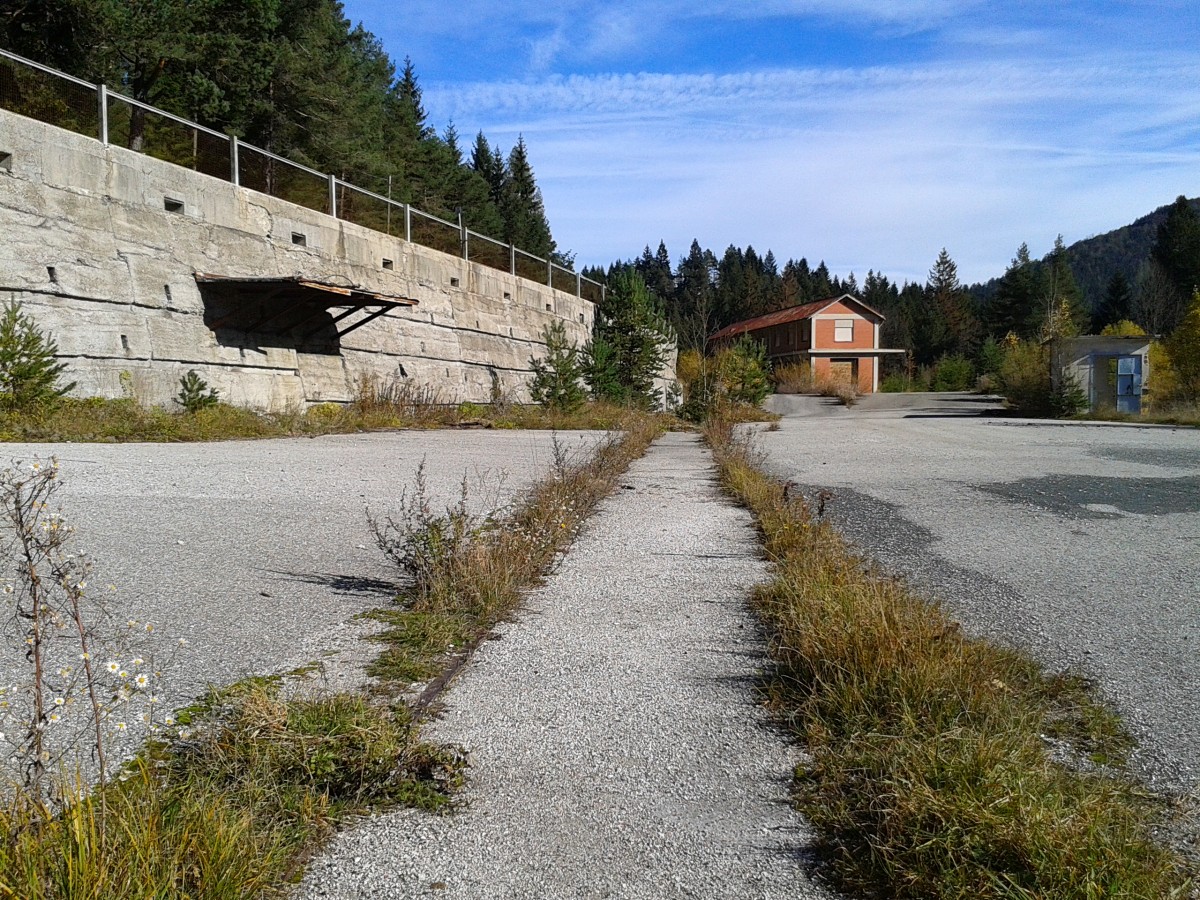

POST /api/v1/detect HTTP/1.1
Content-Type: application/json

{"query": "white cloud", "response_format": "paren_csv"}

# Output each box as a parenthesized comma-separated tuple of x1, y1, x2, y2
(425, 48, 1200, 282)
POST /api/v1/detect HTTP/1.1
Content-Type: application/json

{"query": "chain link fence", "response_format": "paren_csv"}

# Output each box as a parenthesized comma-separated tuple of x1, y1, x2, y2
(0, 48, 604, 304)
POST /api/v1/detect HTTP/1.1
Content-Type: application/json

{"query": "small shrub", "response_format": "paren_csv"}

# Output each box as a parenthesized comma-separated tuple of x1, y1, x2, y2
(931, 354, 975, 391)
(879, 373, 912, 393)
(176, 370, 219, 413)
(714, 336, 770, 406)
(0, 300, 75, 411)
(772, 362, 813, 394)
(998, 338, 1054, 415)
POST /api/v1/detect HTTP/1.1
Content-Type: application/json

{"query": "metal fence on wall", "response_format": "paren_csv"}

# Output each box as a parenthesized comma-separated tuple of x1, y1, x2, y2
(0, 48, 605, 304)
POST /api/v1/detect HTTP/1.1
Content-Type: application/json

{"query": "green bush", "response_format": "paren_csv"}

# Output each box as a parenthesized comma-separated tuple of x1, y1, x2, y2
(0, 300, 75, 411)
(176, 370, 220, 413)
(931, 355, 976, 391)
(998, 339, 1054, 415)
(717, 336, 771, 406)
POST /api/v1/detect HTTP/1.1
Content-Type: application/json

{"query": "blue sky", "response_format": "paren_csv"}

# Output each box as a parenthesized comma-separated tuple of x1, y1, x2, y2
(341, 0, 1200, 285)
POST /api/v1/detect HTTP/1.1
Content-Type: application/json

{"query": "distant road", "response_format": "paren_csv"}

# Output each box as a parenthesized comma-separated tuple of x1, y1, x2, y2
(757, 395, 1200, 792)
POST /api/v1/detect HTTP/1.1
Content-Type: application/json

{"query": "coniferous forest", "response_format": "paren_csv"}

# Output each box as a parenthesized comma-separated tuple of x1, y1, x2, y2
(594, 193, 1200, 383)
(2, 0, 560, 260)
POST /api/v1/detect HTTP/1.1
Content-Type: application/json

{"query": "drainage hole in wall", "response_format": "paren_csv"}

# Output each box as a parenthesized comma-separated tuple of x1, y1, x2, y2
(46, 266, 58, 284)
(291, 232, 307, 246)
(120, 334, 130, 354)
(475, 319, 480, 329)
(163, 284, 173, 302)
(579, 313, 585, 323)
(503, 291, 512, 300)
(382, 258, 394, 270)
(163, 197, 184, 213)
(0, 152, 12, 172)
(450, 277, 460, 288)
(545, 303, 552, 311)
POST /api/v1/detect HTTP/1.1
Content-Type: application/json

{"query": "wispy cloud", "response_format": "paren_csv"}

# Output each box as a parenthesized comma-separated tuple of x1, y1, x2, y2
(345, 0, 1200, 283)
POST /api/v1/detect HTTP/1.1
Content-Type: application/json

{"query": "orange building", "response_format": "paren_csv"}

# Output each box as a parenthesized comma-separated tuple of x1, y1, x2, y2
(707, 294, 900, 394)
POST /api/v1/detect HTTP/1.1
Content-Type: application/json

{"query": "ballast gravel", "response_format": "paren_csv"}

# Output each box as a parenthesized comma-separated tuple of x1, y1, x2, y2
(297, 433, 833, 900)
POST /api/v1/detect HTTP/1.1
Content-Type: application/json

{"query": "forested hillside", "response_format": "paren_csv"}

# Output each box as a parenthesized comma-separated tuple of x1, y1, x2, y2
(971, 197, 1200, 316)
(1, 0, 560, 259)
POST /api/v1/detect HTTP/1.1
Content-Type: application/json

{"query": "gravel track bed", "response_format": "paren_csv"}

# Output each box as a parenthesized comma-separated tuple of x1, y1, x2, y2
(754, 403, 1200, 794)
(0, 431, 600, 762)
(298, 433, 833, 900)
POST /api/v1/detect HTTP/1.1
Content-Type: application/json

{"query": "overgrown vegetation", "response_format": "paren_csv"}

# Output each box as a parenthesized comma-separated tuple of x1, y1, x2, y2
(706, 416, 1193, 899)
(674, 340, 774, 424)
(0, 375, 672, 442)
(0, 460, 464, 897)
(0, 682, 464, 899)
(365, 412, 665, 693)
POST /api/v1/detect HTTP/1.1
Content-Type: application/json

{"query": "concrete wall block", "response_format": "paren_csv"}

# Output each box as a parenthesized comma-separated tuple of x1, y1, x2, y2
(21, 297, 153, 359)
(144, 312, 219, 363)
(298, 353, 354, 403)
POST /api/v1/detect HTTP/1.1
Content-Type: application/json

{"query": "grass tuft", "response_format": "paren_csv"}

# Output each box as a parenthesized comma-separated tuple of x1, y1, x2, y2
(0, 681, 463, 898)
(706, 415, 1193, 899)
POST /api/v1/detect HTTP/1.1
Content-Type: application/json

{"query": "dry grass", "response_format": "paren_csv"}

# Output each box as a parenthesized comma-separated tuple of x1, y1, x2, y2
(771, 362, 813, 394)
(0, 379, 681, 443)
(814, 377, 858, 406)
(0, 682, 463, 899)
(706, 416, 1193, 899)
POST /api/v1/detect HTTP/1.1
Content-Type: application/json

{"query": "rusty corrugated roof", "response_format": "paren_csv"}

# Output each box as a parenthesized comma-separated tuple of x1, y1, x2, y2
(707, 294, 884, 344)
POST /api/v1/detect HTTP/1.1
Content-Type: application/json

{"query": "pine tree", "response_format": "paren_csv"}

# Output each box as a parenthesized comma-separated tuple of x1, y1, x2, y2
(674, 240, 718, 351)
(926, 248, 980, 358)
(1152, 196, 1200, 302)
(0, 301, 75, 410)
(1093, 271, 1133, 332)
(501, 136, 555, 258)
(584, 268, 670, 408)
(1041, 235, 1088, 335)
(987, 243, 1042, 338)
(528, 321, 586, 411)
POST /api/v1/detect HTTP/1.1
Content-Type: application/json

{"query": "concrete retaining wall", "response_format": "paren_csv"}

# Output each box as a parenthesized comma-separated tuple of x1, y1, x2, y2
(0, 107, 597, 408)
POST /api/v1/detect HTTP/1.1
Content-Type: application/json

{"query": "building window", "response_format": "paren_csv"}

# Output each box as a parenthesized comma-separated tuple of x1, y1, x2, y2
(834, 319, 854, 342)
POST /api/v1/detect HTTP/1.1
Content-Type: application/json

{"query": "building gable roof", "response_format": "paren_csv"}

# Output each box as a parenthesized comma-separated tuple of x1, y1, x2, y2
(707, 294, 884, 344)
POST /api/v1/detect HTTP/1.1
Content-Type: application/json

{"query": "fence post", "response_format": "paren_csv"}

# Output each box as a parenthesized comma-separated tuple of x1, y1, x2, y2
(404, 204, 411, 243)
(98, 83, 108, 145)
(547, 258, 553, 288)
(576, 271, 581, 298)
(328, 175, 339, 218)
(509, 243, 516, 276)
(458, 209, 467, 260)
(230, 135, 239, 187)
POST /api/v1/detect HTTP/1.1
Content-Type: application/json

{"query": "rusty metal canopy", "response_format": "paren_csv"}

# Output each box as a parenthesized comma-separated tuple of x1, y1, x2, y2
(193, 273, 417, 340)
